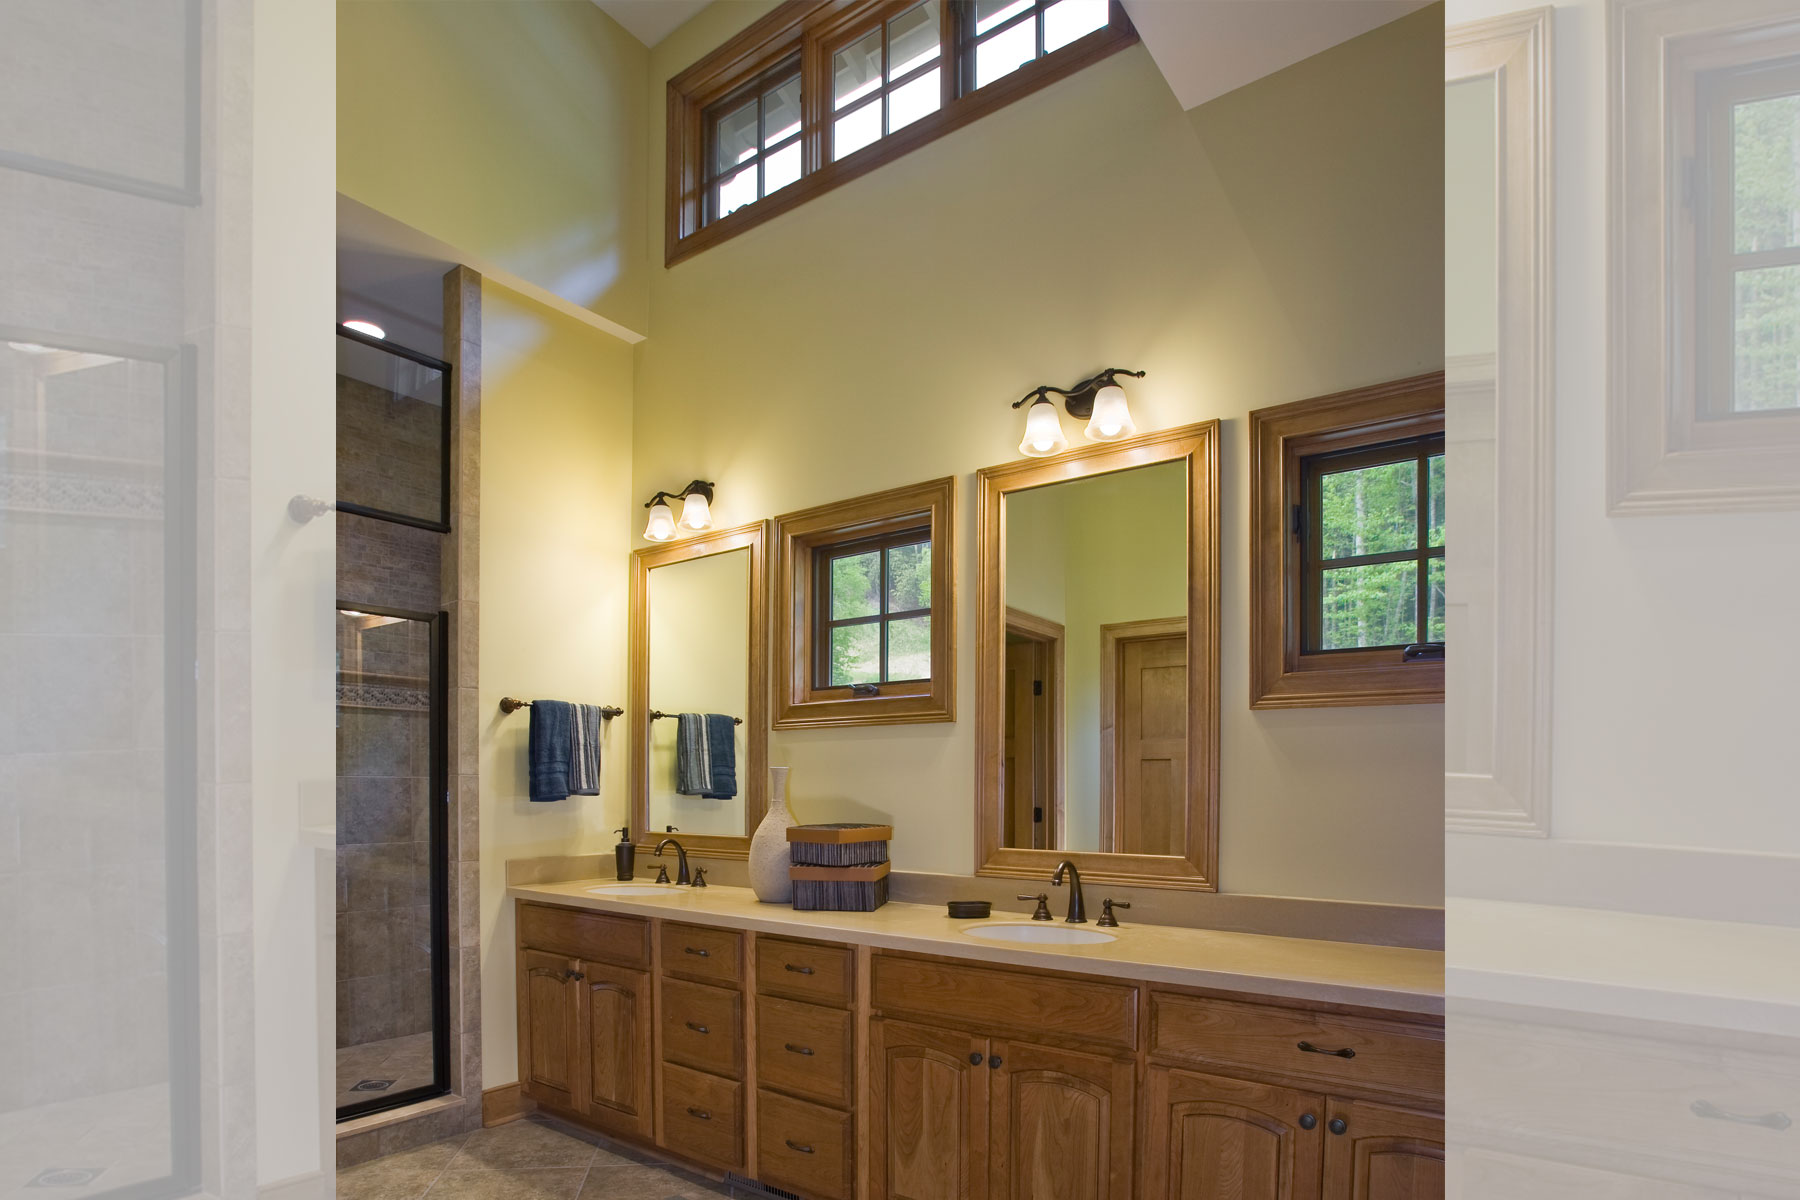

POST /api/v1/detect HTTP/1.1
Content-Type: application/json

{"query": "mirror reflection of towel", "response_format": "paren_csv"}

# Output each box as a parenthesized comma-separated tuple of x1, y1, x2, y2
(676, 712, 737, 800)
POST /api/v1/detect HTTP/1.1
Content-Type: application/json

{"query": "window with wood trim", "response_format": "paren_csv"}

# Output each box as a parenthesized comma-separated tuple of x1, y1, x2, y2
(1300, 435, 1445, 654)
(1249, 374, 1446, 709)
(666, 0, 1137, 265)
(773, 477, 955, 728)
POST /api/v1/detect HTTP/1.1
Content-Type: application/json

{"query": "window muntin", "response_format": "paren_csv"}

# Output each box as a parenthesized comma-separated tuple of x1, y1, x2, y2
(704, 62, 803, 223)
(815, 528, 933, 687)
(832, 2, 943, 161)
(968, 0, 1108, 90)
(1699, 57, 1800, 415)
(1302, 436, 1446, 653)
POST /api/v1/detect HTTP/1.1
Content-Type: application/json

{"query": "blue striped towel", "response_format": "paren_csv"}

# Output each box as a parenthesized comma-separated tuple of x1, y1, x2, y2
(676, 712, 737, 800)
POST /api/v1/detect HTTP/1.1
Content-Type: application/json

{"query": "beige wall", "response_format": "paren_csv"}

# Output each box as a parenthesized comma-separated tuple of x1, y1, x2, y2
(633, 7, 1446, 904)
(476, 280, 636, 1086)
(338, 1, 650, 335)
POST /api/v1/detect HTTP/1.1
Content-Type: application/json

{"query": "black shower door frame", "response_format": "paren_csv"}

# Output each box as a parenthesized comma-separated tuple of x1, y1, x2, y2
(334, 602, 452, 1122)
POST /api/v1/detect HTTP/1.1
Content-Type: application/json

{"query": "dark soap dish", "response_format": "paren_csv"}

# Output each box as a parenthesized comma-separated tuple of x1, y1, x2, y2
(946, 900, 992, 919)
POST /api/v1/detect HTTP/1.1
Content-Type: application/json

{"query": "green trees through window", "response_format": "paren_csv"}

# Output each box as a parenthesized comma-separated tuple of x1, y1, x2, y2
(1305, 439, 1445, 652)
(821, 533, 932, 686)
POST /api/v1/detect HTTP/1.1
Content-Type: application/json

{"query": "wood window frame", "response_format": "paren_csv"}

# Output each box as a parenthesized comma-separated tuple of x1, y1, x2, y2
(701, 57, 804, 227)
(811, 524, 933, 689)
(1249, 374, 1445, 710)
(665, 0, 1138, 266)
(773, 476, 955, 729)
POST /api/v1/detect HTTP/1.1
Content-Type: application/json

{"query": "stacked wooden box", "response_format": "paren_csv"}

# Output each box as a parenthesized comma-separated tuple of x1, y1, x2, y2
(786, 823, 892, 911)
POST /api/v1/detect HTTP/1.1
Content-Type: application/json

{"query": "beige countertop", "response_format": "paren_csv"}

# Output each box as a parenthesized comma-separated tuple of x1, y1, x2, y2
(507, 879, 1445, 1017)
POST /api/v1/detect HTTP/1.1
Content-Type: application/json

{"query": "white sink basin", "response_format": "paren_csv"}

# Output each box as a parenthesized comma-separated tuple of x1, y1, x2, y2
(586, 884, 683, 897)
(963, 922, 1116, 946)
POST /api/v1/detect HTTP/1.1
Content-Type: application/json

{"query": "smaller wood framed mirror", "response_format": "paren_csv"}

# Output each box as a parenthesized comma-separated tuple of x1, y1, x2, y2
(976, 421, 1220, 890)
(629, 520, 769, 859)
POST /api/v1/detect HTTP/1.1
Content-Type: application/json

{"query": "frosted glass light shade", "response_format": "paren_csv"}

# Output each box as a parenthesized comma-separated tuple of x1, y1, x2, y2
(1019, 398, 1069, 457)
(1084, 385, 1135, 441)
(643, 500, 677, 542)
(678, 490, 712, 530)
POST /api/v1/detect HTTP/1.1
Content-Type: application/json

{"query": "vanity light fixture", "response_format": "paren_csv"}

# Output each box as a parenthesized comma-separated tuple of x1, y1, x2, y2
(1011, 368, 1146, 456)
(642, 480, 715, 541)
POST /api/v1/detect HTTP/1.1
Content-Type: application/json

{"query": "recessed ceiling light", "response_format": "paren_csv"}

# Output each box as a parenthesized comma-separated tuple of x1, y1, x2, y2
(341, 319, 386, 339)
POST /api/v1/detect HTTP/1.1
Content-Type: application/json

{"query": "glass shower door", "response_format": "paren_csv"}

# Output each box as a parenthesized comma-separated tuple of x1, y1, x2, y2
(334, 605, 448, 1120)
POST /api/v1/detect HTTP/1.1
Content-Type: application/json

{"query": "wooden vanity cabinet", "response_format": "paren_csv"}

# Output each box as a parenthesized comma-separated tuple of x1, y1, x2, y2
(657, 922, 748, 1172)
(515, 907, 654, 1142)
(868, 954, 1139, 1200)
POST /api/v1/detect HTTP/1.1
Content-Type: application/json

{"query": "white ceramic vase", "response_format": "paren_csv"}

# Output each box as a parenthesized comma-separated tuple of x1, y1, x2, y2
(748, 766, 796, 903)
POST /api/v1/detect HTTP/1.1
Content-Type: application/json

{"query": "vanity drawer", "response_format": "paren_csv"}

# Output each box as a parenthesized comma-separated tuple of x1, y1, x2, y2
(517, 902, 648, 968)
(661, 978, 743, 1079)
(756, 1089, 855, 1200)
(756, 935, 854, 1008)
(1150, 992, 1442, 1100)
(661, 922, 743, 987)
(757, 996, 853, 1108)
(872, 953, 1138, 1053)
(660, 1061, 743, 1171)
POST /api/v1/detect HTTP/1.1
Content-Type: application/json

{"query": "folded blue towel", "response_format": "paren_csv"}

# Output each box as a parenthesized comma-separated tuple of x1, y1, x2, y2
(676, 712, 737, 800)
(570, 703, 601, 796)
(528, 701, 574, 803)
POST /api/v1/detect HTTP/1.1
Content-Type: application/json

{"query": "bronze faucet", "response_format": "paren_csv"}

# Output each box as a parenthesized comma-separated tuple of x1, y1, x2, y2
(1096, 898, 1131, 928)
(1049, 860, 1087, 923)
(1016, 893, 1053, 921)
(654, 837, 692, 885)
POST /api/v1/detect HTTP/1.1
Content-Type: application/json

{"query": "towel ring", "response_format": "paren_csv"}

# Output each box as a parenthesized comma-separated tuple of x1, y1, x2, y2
(648, 710, 743, 725)
(500, 697, 624, 718)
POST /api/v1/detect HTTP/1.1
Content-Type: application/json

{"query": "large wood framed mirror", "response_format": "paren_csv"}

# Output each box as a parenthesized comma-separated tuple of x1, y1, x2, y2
(976, 421, 1220, 890)
(629, 520, 769, 859)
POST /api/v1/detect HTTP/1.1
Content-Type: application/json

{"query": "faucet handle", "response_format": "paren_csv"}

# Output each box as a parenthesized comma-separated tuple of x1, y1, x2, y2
(1016, 893, 1053, 921)
(1096, 899, 1131, 928)
(692, 867, 708, 888)
(654, 864, 670, 884)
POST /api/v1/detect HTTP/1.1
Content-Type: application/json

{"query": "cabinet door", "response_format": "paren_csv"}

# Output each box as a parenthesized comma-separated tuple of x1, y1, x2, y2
(519, 949, 579, 1110)
(577, 959, 653, 1139)
(871, 1019, 989, 1200)
(1143, 1066, 1324, 1200)
(1320, 1099, 1443, 1200)
(988, 1040, 1135, 1200)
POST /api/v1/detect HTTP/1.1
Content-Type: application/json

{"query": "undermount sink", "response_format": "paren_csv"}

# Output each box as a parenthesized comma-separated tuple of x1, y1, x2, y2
(963, 922, 1116, 946)
(586, 884, 683, 897)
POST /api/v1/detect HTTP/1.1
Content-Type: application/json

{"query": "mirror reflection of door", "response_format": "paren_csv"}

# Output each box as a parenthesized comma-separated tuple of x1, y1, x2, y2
(1100, 619, 1186, 855)
(1003, 610, 1063, 850)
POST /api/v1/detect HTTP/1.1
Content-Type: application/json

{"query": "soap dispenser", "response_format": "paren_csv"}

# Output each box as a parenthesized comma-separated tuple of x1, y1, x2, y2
(613, 827, 635, 881)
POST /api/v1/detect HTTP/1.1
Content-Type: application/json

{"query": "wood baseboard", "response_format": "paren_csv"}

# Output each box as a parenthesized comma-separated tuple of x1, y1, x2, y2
(481, 1083, 535, 1127)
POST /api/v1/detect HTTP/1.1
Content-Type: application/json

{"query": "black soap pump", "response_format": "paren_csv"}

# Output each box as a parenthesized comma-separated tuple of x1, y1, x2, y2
(613, 827, 636, 881)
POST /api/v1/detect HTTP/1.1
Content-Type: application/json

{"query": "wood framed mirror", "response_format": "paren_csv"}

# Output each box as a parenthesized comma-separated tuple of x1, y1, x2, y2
(629, 520, 769, 859)
(976, 421, 1220, 889)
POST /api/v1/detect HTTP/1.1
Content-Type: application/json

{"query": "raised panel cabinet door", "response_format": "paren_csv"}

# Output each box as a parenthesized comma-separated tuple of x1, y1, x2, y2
(987, 1040, 1135, 1200)
(871, 1018, 989, 1200)
(1320, 1099, 1443, 1200)
(1143, 1066, 1325, 1200)
(578, 960, 653, 1139)
(519, 949, 579, 1110)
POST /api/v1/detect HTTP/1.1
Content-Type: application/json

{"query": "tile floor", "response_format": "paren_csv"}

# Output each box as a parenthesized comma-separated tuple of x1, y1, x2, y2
(0, 1085, 173, 1200)
(337, 1033, 439, 1111)
(336, 1116, 736, 1200)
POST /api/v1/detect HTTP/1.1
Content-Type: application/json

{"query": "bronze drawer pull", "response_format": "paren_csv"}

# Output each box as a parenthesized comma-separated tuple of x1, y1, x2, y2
(1297, 1041, 1356, 1059)
(685, 1021, 709, 1035)
(686, 1106, 711, 1121)
(784, 963, 815, 975)
(684, 946, 711, 957)
(785, 1043, 814, 1056)
(785, 1139, 815, 1155)
(1692, 1100, 1793, 1131)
